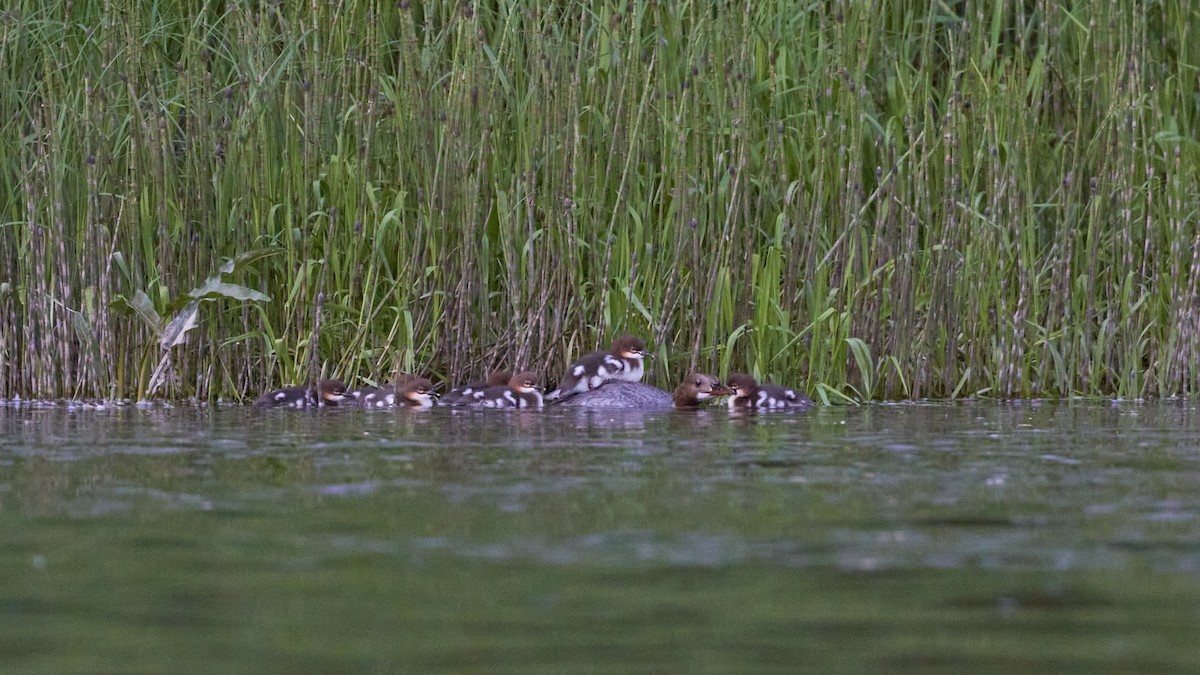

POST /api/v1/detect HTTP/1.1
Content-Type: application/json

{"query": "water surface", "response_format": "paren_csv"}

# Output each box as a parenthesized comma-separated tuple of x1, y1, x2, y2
(2, 402, 1199, 673)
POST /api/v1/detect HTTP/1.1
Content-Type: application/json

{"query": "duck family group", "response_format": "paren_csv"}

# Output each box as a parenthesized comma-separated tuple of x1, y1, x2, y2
(254, 336, 813, 411)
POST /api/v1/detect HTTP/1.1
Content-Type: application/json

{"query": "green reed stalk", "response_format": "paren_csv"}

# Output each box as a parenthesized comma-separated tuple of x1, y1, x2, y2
(1, 0, 1198, 401)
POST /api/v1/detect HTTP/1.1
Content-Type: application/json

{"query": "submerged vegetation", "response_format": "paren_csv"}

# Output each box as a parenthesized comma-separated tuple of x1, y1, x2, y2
(1, 0, 1198, 401)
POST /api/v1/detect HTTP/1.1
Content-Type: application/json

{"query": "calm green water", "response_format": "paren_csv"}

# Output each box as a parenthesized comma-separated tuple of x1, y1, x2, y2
(2, 402, 1199, 673)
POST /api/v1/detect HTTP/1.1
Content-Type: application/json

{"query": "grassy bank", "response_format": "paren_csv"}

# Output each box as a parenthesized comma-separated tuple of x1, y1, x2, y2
(1, 0, 1198, 401)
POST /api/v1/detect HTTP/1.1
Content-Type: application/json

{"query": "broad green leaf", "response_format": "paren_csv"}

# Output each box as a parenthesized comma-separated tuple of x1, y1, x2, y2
(113, 289, 163, 335)
(621, 285, 653, 324)
(846, 337, 874, 400)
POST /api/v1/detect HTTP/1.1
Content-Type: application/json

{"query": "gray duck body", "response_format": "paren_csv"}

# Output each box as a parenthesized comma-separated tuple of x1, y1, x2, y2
(552, 382, 673, 410)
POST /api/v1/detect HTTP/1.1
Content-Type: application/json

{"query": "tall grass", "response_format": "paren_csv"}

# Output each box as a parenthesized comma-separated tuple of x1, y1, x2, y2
(1, 0, 1198, 401)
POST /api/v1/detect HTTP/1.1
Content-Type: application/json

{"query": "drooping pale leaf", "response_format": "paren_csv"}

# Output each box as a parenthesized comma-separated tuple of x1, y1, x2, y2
(228, 247, 281, 271)
(187, 279, 271, 303)
(160, 301, 200, 349)
(214, 249, 271, 275)
(146, 352, 173, 397)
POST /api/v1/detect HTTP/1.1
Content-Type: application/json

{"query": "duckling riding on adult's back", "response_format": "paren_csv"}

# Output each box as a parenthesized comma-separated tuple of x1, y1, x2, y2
(546, 336, 651, 401)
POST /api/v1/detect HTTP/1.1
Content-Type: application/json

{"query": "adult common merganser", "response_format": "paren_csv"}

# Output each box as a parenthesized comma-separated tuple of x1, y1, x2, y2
(726, 373, 813, 410)
(352, 376, 438, 408)
(553, 373, 730, 410)
(459, 371, 544, 409)
(254, 379, 348, 408)
(439, 370, 514, 406)
(545, 335, 651, 401)
(673, 373, 733, 407)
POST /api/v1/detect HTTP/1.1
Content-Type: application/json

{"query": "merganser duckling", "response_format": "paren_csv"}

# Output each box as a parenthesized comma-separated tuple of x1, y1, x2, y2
(439, 370, 514, 406)
(348, 372, 412, 401)
(545, 335, 651, 401)
(726, 373, 813, 410)
(554, 373, 730, 410)
(254, 379, 348, 408)
(461, 371, 544, 409)
(352, 376, 438, 408)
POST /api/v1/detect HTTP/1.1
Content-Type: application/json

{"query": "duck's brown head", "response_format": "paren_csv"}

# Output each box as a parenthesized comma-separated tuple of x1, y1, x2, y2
(487, 370, 515, 386)
(507, 371, 542, 394)
(674, 373, 731, 407)
(317, 379, 349, 403)
(611, 335, 650, 360)
(402, 377, 437, 405)
(726, 373, 760, 400)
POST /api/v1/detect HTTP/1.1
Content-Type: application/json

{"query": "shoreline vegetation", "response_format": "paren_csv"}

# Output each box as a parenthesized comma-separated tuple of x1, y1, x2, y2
(1, 1, 1197, 401)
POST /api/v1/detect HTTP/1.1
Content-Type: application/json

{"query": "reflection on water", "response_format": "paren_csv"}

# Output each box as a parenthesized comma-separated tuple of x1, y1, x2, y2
(2, 402, 1200, 672)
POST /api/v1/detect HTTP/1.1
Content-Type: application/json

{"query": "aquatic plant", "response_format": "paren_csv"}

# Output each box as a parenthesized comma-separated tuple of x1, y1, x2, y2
(1, 1, 1197, 400)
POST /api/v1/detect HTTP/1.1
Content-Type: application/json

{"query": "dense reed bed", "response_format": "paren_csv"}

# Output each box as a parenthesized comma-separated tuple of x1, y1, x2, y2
(1, 0, 1198, 401)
